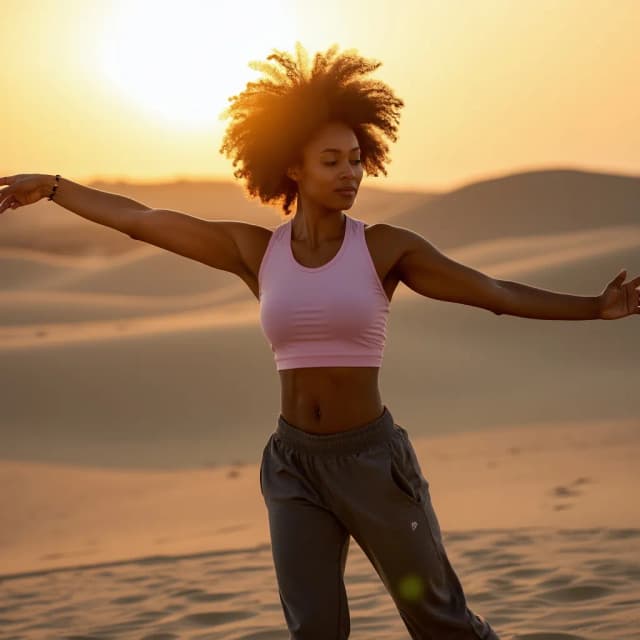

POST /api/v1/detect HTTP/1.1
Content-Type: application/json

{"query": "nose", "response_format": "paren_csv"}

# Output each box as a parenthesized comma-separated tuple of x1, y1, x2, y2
(340, 162, 358, 179)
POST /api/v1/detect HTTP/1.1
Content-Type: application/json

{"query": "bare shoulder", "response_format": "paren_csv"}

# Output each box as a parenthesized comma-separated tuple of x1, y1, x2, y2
(362, 222, 415, 274)
(369, 221, 422, 245)
(363, 220, 413, 244)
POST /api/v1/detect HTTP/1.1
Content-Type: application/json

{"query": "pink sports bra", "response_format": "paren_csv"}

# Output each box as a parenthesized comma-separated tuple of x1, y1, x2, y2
(258, 214, 390, 370)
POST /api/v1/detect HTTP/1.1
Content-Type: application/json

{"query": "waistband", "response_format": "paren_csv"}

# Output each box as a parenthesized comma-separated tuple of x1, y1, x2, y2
(275, 405, 397, 455)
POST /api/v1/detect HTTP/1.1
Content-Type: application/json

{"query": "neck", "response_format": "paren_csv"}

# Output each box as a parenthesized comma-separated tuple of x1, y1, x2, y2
(292, 209, 346, 249)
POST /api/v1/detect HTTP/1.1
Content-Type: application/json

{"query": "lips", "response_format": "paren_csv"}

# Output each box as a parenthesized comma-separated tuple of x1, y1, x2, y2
(335, 187, 356, 194)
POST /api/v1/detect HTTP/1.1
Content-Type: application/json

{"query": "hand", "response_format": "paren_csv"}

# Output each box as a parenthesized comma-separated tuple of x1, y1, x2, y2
(0, 174, 50, 215)
(598, 269, 640, 319)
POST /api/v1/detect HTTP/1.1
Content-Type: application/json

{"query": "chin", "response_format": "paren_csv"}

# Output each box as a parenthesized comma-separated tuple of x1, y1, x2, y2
(334, 194, 357, 208)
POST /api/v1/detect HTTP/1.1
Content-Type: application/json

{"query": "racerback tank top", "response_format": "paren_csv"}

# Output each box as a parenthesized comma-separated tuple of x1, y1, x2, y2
(258, 214, 390, 370)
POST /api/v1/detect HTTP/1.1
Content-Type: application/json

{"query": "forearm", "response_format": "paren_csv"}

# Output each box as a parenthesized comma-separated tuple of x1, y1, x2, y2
(495, 279, 602, 320)
(40, 174, 149, 237)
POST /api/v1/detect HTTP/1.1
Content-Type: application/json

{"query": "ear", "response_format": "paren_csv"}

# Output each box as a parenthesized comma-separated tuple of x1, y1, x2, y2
(286, 154, 304, 183)
(286, 166, 299, 182)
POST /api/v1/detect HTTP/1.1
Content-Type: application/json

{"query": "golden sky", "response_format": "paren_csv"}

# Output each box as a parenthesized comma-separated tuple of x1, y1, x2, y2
(2, 0, 638, 192)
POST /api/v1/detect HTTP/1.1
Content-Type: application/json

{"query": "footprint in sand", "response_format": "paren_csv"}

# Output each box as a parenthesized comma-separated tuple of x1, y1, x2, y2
(570, 476, 592, 487)
(552, 503, 574, 511)
(548, 477, 594, 512)
(550, 477, 593, 499)
(551, 486, 581, 498)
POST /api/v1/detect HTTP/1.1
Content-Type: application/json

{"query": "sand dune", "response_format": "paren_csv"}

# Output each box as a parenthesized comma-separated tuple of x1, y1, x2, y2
(0, 298, 258, 348)
(0, 282, 242, 314)
(391, 168, 640, 251)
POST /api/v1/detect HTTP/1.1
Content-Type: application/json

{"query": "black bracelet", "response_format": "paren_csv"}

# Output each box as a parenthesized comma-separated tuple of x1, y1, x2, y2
(47, 174, 60, 201)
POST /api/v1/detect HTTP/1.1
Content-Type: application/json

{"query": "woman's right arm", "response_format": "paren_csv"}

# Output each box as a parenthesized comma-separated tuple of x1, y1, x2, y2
(0, 173, 261, 278)
(37, 174, 149, 237)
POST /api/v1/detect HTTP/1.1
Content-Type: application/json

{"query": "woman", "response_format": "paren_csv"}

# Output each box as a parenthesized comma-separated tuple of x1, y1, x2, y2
(0, 43, 637, 640)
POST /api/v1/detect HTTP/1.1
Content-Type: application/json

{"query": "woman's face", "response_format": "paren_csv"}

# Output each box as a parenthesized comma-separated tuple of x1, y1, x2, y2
(287, 121, 364, 212)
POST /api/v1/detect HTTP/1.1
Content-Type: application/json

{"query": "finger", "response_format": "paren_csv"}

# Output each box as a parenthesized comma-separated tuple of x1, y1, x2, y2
(0, 176, 15, 186)
(0, 197, 14, 213)
(608, 269, 626, 288)
(0, 191, 14, 209)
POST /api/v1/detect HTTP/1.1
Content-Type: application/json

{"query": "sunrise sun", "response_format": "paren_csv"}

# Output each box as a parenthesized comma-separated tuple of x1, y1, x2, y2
(97, 0, 298, 131)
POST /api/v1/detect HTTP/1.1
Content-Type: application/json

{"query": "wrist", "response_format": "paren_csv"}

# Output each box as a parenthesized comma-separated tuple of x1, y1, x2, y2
(594, 294, 604, 320)
(39, 174, 57, 200)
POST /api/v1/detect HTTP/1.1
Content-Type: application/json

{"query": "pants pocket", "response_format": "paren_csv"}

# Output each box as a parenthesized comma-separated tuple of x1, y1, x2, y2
(259, 437, 272, 497)
(387, 432, 424, 505)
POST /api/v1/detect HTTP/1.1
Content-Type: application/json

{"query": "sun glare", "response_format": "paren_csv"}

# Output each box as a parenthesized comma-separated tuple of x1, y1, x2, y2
(98, 0, 297, 131)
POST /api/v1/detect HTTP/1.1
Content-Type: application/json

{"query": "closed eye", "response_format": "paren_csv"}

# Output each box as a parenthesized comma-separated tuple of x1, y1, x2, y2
(324, 160, 362, 166)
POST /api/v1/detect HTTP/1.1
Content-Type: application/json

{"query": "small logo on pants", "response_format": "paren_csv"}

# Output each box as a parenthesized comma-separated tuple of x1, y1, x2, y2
(411, 521, 418, 531)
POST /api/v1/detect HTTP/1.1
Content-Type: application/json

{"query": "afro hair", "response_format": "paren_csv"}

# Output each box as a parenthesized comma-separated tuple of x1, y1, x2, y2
(218, 41, 405, 217)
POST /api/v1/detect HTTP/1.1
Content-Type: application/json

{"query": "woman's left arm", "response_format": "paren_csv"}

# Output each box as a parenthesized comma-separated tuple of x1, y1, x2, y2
(388, 225, 640, 321)
(498, 270, 639, 320)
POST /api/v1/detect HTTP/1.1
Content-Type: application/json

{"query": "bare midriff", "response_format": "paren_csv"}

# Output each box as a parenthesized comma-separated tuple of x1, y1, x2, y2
(278, 366, 385, 434)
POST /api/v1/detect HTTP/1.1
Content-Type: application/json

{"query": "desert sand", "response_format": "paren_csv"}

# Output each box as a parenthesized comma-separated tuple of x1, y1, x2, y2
(1, 171, 640, 638)
(2, 416, 639, 639)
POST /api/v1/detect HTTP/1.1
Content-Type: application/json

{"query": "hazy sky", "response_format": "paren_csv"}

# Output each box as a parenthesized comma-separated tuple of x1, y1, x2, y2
(2, 0, 638, 192)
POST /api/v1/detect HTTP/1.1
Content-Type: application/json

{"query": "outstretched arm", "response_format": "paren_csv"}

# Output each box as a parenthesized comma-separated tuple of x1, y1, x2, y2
(491, 278, 601, 320)
(388, 225, 640, 320)
(496, 270, 640, 320)
(0, 173, 148, 232)
(0, 173, 255, 277)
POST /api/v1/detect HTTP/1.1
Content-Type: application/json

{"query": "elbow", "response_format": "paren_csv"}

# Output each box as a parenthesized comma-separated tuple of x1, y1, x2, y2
(125, 209, 151, 241)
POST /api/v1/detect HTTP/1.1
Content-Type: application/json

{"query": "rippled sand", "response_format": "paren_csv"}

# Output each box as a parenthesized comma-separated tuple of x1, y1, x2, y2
(2, 527, 639, 639)
(2, 418, 639, 639)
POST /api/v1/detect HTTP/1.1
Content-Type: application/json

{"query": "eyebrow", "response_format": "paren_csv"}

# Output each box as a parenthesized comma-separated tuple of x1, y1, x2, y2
(320, 146, 361, 153)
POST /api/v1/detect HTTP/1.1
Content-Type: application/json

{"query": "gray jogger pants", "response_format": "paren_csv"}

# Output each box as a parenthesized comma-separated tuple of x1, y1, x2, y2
(259, 405, 500, 640)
